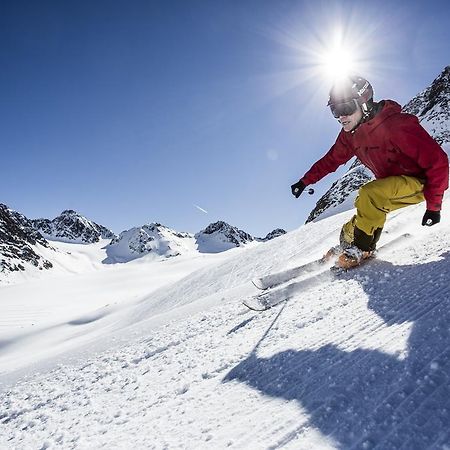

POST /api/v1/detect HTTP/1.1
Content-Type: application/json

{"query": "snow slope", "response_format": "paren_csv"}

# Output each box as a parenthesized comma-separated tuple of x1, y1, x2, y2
(2, 195, 450, 448)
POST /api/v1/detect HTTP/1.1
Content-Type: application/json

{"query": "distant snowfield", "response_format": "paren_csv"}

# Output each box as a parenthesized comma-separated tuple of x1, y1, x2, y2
(0, 240, 237, 380)
(2, 197, 450, 449)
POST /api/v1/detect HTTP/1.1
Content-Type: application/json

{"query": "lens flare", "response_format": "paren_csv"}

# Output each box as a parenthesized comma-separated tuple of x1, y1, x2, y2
(244, 4, 390, 117)
(319, 46, 357, 81)
(315, 28, 367, 84)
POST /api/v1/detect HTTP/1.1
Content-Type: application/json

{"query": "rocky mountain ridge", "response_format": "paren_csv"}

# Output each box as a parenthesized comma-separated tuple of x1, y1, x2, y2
(104, 222, 195, 263)
(1, 205, 286, 276)
(32, 210, 116, 244)
(258, 228, 287, 242)
(403, 65, 450, 145)
(106, 220, 286, 262)
(195, 221, 254, 254)
(306, 65, 450, 223)
(0, 204, 53, 274)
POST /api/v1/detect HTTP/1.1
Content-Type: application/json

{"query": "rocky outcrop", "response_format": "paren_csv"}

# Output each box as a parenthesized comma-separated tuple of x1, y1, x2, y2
(306, 161, 373, 223)
(0, 204, 53, 273)
(104, 223, 194, 263)
(403, 65, 450, 145)
(258, 228, 287, 242)
(32, 210, 116, 243)
(195, 221, 254, 253)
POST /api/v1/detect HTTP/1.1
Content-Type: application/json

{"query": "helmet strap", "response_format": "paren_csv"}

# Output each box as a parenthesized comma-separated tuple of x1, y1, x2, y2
(349, 101, 378, 135)
(361, 98, 376, 121)
(350, 103, 368, 133)
(361, 103, 371, 119)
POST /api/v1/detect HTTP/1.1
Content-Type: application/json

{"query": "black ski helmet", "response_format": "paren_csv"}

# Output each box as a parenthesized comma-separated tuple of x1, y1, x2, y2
(328, 75, 374, 115)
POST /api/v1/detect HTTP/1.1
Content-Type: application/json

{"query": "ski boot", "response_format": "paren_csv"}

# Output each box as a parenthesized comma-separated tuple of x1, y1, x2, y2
(336, 245, 374, 270)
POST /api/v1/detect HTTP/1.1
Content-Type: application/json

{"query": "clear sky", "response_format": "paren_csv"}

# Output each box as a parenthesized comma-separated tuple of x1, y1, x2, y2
(1, 0, 449, 237)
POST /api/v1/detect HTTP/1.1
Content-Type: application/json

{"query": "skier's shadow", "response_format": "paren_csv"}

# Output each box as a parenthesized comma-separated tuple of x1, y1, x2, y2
(224, 252, 450, 448)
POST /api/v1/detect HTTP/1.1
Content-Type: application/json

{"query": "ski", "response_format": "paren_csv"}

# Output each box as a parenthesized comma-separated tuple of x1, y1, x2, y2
(242, 297, 278, 312)
(244, 233, 412, 312)
(251, 254, 334, 291)
(243, 279, 312, 312)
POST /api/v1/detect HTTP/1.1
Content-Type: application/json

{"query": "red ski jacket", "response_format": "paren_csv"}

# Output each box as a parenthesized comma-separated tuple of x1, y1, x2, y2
(301, 100, 449, 211)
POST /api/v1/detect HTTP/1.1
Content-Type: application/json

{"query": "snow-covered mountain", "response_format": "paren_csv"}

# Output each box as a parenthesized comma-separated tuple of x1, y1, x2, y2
(32, 209, 116, 244)
(307, 66, 450, 223)
(403, 65, 450, 145)
(257, 228, 287, 242)
(104, 222, 195, 263)
(1, 204, 285, 279)
(0, 203, 53, 274)
(306, 160, 373, 223)
(195, 220, 254, 253)
(106, 220, 266, 262)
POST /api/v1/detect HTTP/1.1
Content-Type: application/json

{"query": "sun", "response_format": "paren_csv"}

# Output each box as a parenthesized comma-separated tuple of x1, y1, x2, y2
(315, 29, 366, 84)
(245, 6, 383, 112)
(319, 46, 358, 81)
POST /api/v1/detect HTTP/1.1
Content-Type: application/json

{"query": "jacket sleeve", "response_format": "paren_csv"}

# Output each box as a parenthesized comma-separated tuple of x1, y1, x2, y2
(301, 131, 354, 186)
(390, 116, 449, 211)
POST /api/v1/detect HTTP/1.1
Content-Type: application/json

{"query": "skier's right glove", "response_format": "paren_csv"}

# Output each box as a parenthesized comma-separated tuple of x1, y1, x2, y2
(291, 180, 306, 198)
(422, 210, 441, 226)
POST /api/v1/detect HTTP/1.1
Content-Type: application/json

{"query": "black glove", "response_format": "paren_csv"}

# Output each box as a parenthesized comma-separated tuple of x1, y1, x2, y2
(291, 180, 306, 198)
(422, 210, 441, 226)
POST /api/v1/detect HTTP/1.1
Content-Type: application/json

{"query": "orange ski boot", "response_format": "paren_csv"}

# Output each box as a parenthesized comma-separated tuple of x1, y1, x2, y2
(336, 245, 374, 270)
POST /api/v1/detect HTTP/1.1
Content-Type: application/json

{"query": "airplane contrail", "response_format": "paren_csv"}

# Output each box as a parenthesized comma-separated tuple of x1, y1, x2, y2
(194, 204, 208, 214)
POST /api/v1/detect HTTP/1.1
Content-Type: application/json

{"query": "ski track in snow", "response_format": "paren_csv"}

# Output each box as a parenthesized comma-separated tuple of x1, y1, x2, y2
(2, 204, 450, 448)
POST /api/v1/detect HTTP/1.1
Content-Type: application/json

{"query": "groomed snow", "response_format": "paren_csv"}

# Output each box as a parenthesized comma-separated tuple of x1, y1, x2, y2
(2, 195, 450, 449)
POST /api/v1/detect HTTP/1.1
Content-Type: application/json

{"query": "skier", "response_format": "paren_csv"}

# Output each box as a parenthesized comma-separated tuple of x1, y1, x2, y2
(291, 75, 449, 269)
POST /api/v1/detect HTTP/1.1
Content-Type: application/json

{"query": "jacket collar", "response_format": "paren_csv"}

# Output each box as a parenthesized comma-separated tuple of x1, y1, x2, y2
(361, 99, 401, 132)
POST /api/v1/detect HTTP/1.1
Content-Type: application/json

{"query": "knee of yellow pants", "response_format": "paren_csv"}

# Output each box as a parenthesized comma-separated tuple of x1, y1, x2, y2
(354, 182, 388, 235)
(357, 180, 386, 200)
(358, 176, 424, 202)
(354, 176, 424, 236)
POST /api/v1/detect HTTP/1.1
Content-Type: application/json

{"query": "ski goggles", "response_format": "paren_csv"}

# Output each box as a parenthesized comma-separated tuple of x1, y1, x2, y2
(329, 99, 359, 118)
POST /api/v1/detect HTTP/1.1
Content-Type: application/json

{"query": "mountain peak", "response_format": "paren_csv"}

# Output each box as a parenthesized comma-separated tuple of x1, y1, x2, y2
(195, 221, 254, 253)
(0, 203, 53, 274)
(403, 65, 450, 145)
(259, 228, 287, 242)
(32, 210, 116, 244)
(105, 222, 194, 263)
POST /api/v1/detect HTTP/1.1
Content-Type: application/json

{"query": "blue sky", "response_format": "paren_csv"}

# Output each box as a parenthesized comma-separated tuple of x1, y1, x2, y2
(1, 0, 449, 237)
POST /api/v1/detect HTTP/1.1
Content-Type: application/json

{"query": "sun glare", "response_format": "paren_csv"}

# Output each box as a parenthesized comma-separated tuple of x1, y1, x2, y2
(253, 6, 383, 113)
(320, 46, 357, 81)
(315, 28, 366, 84)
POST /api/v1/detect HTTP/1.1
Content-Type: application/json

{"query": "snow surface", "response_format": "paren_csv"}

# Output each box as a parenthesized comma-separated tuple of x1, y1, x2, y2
(2, 195, 450, 448)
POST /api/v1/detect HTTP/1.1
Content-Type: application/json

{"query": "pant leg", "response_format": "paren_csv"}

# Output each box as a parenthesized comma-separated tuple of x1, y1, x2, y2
(354, 175, 424, 236)
(340, 215, 357, 247)
(340, 175, 424, 246)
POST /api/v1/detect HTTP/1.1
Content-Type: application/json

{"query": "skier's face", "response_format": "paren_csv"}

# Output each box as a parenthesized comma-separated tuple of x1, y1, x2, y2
(338, 106, 363, 132)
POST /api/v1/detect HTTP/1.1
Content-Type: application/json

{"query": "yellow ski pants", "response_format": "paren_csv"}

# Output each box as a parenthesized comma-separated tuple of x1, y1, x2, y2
(341, 175, 425, 244)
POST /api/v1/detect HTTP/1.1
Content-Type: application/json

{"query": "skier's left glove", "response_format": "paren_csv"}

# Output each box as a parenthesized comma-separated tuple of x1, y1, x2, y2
(422, 210, 441, 226)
